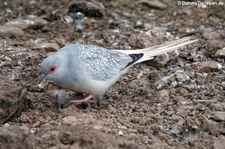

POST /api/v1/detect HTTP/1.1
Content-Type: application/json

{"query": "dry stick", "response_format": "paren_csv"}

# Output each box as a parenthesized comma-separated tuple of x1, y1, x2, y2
(0, 88, 27, 125)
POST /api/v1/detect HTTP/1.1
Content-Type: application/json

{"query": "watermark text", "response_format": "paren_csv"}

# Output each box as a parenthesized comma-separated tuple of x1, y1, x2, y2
(177, 1, 224, 7)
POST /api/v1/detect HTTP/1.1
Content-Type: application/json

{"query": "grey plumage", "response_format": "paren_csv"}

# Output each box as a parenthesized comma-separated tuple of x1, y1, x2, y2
(39, 36, 198, 97)
(78, 44, 133, 80)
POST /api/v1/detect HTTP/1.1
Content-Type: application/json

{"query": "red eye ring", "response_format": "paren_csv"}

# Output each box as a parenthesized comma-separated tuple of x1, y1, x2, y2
(49, 65, 57, 73)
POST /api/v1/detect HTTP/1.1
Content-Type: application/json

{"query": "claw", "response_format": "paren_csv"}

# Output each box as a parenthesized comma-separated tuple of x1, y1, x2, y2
(70, 95, 94, 105)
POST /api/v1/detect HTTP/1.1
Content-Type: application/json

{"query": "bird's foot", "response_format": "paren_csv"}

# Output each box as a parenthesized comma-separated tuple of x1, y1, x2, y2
(70, 94, 94, 105)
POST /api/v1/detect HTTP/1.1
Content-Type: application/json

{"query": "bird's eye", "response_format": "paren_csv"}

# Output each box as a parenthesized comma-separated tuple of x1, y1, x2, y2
(49, 65, 57, 73)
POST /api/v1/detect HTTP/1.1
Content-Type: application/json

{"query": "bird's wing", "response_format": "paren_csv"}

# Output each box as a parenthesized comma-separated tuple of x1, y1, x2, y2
(78, 44, 133, 81)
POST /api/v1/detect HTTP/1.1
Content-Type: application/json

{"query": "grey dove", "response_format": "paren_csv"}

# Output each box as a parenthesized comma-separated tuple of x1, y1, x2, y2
(39, 36, 197, 104)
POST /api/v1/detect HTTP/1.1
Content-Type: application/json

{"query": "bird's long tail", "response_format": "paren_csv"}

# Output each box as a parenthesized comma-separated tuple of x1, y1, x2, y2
(117, 36, 198, 65)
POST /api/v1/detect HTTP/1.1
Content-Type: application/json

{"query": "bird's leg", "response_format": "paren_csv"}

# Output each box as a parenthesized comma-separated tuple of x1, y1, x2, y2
(70, 94, 94, 105)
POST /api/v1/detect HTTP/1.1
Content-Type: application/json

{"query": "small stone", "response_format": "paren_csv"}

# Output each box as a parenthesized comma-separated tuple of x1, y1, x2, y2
(19, 125, 30, 135)
(172, 80, 178, 87)
(154, 53, 170, 66)
(59, 132, 75, 145)
(4, 56, 12, 61)
(222, 82, 225, 89)
(3, 123, 10, 127)
(52, 90, 69, 109)
(183, 84, 197, 92)
(118, 130, 124, 136)
(5, 18, 48, 30)
(169, 127, 181, 135)
(177, 119, 185, 127)
(5, 19, 31, 29)
(135, 20, 144, 28)
(75, 20, 85, 31)
(0, 25, 24, 37)
(93, 124, 103, 131)
(207, 39, 225, 50)
(202, 118, 220, 135)
(32, 18, 48, 26)
(46, 52, 56, 57)
(154, 76, 171, 90)
(176, 72, 190, 82)
(142, 136, 149, 144)
(28, 18, 48, 30)
(211, 103, 225, 111)
(217, 30, 225, 39)
(156, 90, 169, 101)
(30, 128, 37, 134)
(138, 0, 166, 10)
(215, 48, 225, 58)
(64, 16, 73, 24)
(212, 112, 225, 122)
(203, 29, 221, 40)
(116, 124, 127, 130)
(198, 61, 222, 73)
(32, 42, 60, 52)
(0, 107, 7, 120)
(128, 32, 161, 49)
(68, 0, 105, 18)
(108, 105, 117, 114)
(62, 116, 79, 125)
(214, 135, 225, 149)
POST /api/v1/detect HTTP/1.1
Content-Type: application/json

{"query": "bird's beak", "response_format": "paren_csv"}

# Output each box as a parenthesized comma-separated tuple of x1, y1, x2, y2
(38, 74, 47, 83)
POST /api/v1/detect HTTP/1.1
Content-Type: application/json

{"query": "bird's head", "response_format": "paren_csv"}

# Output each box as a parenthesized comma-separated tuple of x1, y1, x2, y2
(38, 55, 66, 86)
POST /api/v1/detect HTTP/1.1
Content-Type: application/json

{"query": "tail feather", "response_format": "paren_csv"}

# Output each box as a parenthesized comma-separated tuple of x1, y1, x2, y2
(117, 36, 198, 64)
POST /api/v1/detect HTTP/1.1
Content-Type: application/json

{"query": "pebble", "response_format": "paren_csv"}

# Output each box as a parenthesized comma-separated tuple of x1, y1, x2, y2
(154, 53, 171, 66)
(154, 75, 172, 90)
(28, 18, 48, 30)
(211, 103, 225, 111)
(62, 116, 79, 126)
(108, 105, 117, 114)
(156, 90, 169, 101)
(169, 127, 181, 135)
(118, 130, 124, 136)
(142, 136, 149, 144)
(222, 82, 225, 89)
(128, 32, 160, 49)
(214, 135, 225, 149)
(198, 61, 222, 73)
(19, 125, 30, 135)
(215, 48, 225, 58)
(202, 29, 221, 40)
(212, 112, 225, 122)
(5, 18, 48, 30)
(75, 20, 85, 31)
(183, 83, 198, 92)
(3, 123, 10, 127)
(5, 19, 32, 29)
(0, 25, 24, 37)
(171, 80, 178, 87)
(137, 0, 166, 10)
(52, 90, 69, 109)
(68, 1, 105, 18)
(93, 124, 103, 131)
(176, 72, 190, 82)
(30, 128, 37, 134)
(135, 20, 144, 29)
(63, 16, 73, 24)
(32, 42, 60, 52)
(203, 119, 220, 135)
(217, 30, 225, 39)
(207, 39, 224, 50)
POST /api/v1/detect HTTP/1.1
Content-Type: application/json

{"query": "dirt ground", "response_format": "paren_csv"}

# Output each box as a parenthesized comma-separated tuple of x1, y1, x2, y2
(0, 0, 225, 149)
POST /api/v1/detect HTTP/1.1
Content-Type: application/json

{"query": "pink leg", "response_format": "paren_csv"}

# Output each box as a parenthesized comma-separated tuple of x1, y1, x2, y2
(70, 95, 94, 105)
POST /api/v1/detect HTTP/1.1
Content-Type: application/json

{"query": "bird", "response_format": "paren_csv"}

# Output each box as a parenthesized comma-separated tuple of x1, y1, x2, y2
(39, 36, 197, 104)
